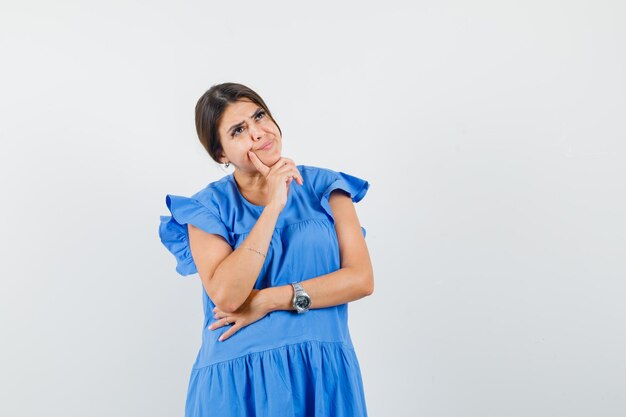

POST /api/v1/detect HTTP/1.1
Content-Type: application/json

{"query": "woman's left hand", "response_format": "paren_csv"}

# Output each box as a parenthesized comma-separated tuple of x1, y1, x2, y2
(209, 289, 271, 342)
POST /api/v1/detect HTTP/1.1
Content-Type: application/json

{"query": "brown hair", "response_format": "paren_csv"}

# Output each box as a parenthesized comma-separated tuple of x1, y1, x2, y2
(195, 82, 282, 164)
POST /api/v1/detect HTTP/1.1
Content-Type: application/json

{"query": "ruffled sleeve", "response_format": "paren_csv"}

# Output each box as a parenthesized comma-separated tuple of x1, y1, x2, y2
(158, 194, 233, 276)
(315, 168, 370, 238)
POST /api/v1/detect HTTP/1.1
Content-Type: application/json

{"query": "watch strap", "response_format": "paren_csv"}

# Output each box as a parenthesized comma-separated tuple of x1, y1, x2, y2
(292, 282, 305, 295)
(291, 282, 311, 312)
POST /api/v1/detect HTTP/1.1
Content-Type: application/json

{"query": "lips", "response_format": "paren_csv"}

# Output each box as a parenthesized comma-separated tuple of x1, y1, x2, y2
(257, 140, 273, 151)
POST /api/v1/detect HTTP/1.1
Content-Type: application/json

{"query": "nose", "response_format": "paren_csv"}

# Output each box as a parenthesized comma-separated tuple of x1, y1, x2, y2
(248, 124, 263, 141)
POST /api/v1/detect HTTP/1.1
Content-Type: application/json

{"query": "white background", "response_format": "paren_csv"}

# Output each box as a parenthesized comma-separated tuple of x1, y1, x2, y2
(1, 1, 625, 416)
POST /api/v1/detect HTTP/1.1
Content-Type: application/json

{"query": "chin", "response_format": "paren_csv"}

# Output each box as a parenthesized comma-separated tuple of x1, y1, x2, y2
(260, 153, 282, 166)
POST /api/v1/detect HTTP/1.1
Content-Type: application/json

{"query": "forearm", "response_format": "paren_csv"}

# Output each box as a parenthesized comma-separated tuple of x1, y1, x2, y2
(261, 267, 374, 312)
(213, 204, 281, 313)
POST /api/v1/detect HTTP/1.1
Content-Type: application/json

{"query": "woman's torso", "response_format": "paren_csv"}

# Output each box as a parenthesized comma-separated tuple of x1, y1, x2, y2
(190, 165, 356, 369)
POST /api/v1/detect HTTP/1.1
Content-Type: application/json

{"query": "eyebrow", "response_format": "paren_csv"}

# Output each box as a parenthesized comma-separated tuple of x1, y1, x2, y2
(227, 107, 264, 135)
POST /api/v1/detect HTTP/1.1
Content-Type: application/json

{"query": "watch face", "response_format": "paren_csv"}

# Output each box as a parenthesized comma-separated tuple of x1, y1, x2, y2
(295, 295, 311, 309)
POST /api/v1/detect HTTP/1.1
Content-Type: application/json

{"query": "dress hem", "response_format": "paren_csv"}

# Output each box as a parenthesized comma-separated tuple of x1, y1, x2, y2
(191, 339, 355, 371)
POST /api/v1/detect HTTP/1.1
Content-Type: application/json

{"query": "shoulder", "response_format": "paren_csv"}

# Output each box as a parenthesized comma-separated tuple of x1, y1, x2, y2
(159, 177, 235, 276)
(299, 164, 369, 201)
(298, 164, 337, 176)
(189, 175, 234, 213)
(298, 165, 370, 237)
(298, 164, 340, 191)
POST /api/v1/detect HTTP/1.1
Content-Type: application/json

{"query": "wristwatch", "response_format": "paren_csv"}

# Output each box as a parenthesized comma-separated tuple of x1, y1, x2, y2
(291, 282, 312, 313)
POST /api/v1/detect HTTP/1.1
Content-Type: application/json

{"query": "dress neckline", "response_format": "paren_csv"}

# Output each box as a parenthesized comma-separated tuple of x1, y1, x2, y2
(229, 173, 296, 210)
(227, 173, 263, 209)
(228, 166, 303, 210)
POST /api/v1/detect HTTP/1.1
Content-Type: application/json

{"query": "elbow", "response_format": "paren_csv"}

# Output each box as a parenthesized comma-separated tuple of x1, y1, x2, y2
(362, 270, 375, 297)
(213, 293, 243, 314)
(205, 279, 243, 314)
(213, 300, 235, 314)
(214, 301, 239, 315)
(221, 305, 239, 314)
(213, 287, 247, 314)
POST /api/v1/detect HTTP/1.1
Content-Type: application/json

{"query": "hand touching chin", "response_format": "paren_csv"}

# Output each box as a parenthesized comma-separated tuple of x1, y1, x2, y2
(257, 152, 281, 167)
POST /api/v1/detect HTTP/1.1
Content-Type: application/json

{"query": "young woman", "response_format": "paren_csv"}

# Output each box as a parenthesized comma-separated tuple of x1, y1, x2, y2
(159, 82, 374, 416)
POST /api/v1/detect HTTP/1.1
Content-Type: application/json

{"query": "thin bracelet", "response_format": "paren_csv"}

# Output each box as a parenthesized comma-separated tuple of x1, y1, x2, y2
(241, 246, 266, 258)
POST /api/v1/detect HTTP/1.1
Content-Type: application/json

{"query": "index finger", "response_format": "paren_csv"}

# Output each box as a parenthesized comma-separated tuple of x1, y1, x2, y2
(219, 324, 240, 342)
(248, 151, 270, 176)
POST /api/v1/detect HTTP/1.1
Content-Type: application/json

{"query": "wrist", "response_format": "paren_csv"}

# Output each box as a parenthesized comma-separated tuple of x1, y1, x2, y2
(261, 285, 295, 312)
(263, 203, 283, 217)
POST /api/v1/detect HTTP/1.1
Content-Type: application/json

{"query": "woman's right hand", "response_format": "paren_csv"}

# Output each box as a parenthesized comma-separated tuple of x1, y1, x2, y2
(248, 151, 304, 210)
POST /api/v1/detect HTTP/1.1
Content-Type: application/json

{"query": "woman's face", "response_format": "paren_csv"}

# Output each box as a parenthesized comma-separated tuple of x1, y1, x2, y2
(218, 98, 282, 172)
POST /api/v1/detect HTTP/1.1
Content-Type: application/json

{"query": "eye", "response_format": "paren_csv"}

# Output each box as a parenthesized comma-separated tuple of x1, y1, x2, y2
(232, 126, 244, 137)
(230, 111, 266, 138)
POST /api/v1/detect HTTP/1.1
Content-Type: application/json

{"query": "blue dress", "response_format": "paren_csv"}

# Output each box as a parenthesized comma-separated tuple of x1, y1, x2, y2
(158, 164, 370, 417)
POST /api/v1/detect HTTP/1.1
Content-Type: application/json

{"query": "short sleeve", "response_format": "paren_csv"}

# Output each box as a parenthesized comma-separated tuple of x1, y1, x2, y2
(316, 168, 370, 238)
(158, 194, 233, 276)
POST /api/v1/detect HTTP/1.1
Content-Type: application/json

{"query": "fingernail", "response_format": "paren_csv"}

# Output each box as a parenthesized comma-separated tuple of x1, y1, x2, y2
(219, 336, 224, 342)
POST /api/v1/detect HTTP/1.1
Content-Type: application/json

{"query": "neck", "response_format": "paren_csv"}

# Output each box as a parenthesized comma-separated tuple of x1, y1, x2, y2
(233, 169, 268, 194)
